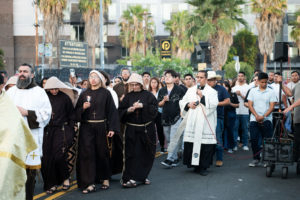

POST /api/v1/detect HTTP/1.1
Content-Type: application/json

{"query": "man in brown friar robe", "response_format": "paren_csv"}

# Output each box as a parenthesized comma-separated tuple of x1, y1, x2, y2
(75, 70, 120, 194)
(119, 73, 158, 188)
(41, 77, 78, 194)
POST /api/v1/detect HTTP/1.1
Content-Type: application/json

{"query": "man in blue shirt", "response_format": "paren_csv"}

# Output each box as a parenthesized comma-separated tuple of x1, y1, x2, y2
(207, 71, 230, 167)
(247, 72, 276, 167)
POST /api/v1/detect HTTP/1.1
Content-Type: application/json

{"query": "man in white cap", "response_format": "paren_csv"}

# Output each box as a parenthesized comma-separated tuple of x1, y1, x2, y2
(119, 73, 158, 188)
(75, 70, 120, 194)
(207, 71, 230, 167)
(41, 77, 78, 194)
(6, 63, 52, 200)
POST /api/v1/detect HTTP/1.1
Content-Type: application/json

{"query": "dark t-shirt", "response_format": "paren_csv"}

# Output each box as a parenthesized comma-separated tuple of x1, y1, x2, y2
(225, 92, 239, 113)
(157, 84, 185, 126)
(213, 84, 230, 119)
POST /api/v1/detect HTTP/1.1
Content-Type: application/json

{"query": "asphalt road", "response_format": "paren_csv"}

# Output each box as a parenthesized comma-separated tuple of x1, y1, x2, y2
(33, 149, 300, 200)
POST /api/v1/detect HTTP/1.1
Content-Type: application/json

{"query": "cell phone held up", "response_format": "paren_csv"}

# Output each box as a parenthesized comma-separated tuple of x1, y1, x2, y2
(70, 69, 75, 77)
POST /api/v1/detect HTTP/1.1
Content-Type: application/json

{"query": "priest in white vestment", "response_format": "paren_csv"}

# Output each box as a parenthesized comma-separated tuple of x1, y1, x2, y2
(179, 70, 218, 175)
(6, 63, 51, 200)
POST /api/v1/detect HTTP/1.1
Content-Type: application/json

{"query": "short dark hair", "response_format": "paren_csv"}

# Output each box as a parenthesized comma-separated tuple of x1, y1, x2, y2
(254, 69, 261, 74)
(164, 69, 177, 78)
(121, 67, 131, 74)
(142, 71, 151, 77)
(238, 71, 245, 76)
(275, 72, 281, 76)
(291, 71, 299, 76)
(175, 72, 181, 78)
(198, 70, 208, 78)
(258, 72, 268, 80)
(0, 70, 7, 77)
(19, 63, 34, 73)
(184, 73, 193, 79)
(0, 73, 4, 84)
(99, 70, 110, 86)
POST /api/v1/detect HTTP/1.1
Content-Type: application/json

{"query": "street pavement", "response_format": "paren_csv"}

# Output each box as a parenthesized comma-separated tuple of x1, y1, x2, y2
(33, 149, 299, 200)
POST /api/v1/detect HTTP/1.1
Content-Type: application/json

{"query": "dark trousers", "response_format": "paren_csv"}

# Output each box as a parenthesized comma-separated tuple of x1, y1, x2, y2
(249, 121, 273, 160)
(294, 123, 300, 162)
(26, 169, 37, 200)
(154, 112, 165, 148)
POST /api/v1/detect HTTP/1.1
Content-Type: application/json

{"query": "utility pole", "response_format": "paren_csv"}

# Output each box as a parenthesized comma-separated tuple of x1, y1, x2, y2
(34, 1, 39, 68)
(100, 0, 104, 70)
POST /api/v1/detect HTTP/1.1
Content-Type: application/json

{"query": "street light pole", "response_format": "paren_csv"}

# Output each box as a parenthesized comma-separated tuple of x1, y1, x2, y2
(100, 0, 104, 70)
(34, 1, 39, 68)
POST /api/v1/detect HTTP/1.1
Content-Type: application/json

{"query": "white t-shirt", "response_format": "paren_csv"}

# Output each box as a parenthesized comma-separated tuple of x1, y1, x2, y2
(232, 83, 250, 115)
(271, 83, 285, 109)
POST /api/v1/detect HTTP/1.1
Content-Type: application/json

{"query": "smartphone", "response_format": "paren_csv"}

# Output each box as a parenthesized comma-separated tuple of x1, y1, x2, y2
(70, 69, 75, 77)
(194, 101, 200, 106)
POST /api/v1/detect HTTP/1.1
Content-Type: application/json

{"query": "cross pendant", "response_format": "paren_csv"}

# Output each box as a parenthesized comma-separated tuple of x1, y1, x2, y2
(92, 111, 96, 119)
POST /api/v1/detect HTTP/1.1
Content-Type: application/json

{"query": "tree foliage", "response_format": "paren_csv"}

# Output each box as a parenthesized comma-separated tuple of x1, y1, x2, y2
(119, 5, 154, 56)
(39, 0, 66, 44)
(251, 0, 287, 72)
(117, 50, 193, 76)
(223, 61, 254, 82)
(187, 0, 247, 71)
(290, 9, 300, 50)
(164, 11, 199, 60)
(227, 29, 258, 67)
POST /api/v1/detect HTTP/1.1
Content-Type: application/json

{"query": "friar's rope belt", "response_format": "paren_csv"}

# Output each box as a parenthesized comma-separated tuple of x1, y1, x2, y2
(126, 121, 152, 127)
(85, 119, 106, 123)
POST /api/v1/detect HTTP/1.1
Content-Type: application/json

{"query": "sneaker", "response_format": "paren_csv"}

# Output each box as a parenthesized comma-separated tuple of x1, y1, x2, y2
(161, 159, 173, 168)
(216, 160, 223, 167)
(227, 149, 233, 154)
(233, 146, 238, 151)
(248, 159, 260, 167)
(243, 146, 249, 151)
(171, 159, 180, 167)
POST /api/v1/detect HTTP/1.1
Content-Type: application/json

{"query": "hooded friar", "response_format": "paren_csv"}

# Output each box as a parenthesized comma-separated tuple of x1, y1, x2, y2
(41, 76, 78, 192)
(75, 70, 120, 192)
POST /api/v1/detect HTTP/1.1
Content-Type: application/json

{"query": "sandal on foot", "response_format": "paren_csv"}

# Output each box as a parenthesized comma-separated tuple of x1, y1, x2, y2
(101, 184, 110, 190)
(122, 180, 137, 188)
(46, 186, 57, 194)
(62, 184, 70, 191)
(82, 185, 96, 194)
(144, 178, 151, 185)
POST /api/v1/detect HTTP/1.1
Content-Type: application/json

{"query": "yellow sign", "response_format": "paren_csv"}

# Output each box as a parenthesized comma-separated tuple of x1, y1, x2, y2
(160, 39, 172, 59)
(198, 63, 207, 71)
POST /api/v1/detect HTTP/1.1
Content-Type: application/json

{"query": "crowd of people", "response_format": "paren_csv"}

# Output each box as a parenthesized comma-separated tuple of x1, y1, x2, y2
(0, 65, 300, 199)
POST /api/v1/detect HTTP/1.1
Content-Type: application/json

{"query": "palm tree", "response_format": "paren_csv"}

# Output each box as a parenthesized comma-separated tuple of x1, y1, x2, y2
(188, 0, 247, 71)
(79, 0, 111, 69)
(251, 0, 287, 72)
(39, 0, 67, 67)
(119, 5, 154, 56)
(290, 9, 300, 50)
(165, 11, 199, 60)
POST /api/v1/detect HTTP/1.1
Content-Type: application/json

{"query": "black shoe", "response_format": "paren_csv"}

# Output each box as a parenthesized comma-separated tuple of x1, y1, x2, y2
(199, 169, 209, 176)
(161, 159, 173, 168)
(171, 159, 180, 167)
(160, 148, 166, 153)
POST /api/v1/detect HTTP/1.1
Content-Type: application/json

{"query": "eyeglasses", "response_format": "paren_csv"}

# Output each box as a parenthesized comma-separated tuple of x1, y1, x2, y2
(185, 78, 192, 80)
(89, 75, 99, 80)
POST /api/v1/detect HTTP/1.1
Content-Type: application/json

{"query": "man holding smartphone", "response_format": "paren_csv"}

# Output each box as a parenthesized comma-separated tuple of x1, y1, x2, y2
(159, 70, 185, 168)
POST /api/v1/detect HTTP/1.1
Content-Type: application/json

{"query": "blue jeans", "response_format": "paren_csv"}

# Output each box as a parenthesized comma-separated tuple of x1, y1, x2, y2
(234, 115, 249, 147)
(224, 111, 237, 149)
(216, 118, 224, 161)
(249, 120, 273, 160)
(164, 119, 182, 161)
